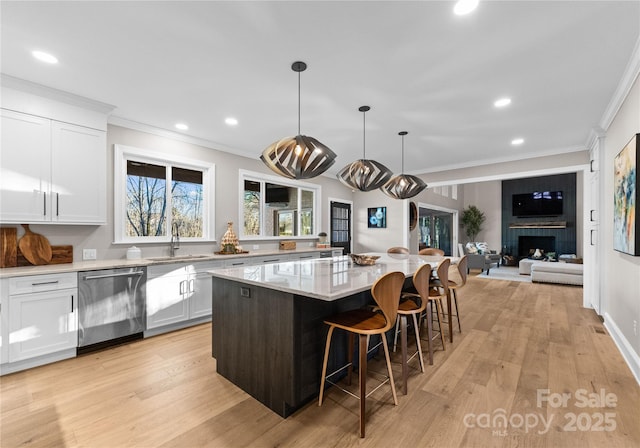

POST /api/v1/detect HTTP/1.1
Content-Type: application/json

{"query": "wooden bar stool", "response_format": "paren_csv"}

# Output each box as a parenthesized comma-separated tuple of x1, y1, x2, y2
(446, 255, 467, 333)
(318, 271, 405, 438)
(392, 263, 431, 394)
(423, 258, 450, 349)
(418, 248, 444, 256)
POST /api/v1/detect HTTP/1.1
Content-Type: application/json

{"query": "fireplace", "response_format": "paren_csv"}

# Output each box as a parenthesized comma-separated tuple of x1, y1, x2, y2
(518, 236, 556, 258)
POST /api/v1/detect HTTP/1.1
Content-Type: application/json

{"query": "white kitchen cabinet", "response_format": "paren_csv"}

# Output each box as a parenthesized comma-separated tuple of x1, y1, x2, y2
(51, 121, 106, 223)
(146, 264, 191, 330)
(0, 110, 51, 223)
(191, 260, 223, 319)
(146, 260, 222, 331)
(0, 108, 107, 224)
(7, 273, 78, 363)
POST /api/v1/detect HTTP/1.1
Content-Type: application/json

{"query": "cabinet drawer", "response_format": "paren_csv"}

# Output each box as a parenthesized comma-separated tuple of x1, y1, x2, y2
(148, 263, 189, 278)
(9, 272, 77, 295)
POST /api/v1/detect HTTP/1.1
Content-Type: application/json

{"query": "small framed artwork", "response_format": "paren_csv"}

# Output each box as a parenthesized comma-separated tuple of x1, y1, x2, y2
(613, 133, 639, 256)
(368, 207, 386, 228)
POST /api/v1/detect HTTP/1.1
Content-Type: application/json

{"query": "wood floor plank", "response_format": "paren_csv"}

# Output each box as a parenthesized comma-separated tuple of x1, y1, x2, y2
(1, 276, 639, 447)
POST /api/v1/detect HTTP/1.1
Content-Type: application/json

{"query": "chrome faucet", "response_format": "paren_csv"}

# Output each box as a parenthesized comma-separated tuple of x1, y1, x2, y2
(170, 222, 180, 257)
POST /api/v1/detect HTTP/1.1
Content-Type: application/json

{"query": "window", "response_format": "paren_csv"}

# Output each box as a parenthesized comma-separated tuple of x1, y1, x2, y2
(115, 145, 214, 243)
(239, 170, 320, 239)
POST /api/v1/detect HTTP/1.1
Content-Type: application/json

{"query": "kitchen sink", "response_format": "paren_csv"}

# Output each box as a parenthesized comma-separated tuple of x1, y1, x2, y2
(147, 254, 213, 262)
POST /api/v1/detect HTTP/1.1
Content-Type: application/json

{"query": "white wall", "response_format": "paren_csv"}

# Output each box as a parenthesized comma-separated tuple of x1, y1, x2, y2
(20, 124, 353, 261)
(601, 74, 640, 381)
(352, 184, 464, 254)
(462, 181, 501, 249)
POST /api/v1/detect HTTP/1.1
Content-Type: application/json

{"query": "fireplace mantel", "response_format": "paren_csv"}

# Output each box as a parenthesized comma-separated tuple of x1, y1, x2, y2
(509, 221, 567, 229)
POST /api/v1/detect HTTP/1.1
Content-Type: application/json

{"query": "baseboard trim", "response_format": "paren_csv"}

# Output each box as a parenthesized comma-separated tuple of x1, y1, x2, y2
(603, 312, 640, 386)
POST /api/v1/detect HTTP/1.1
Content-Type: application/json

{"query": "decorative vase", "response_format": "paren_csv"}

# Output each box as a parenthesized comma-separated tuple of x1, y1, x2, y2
(221, 222, 239, 253)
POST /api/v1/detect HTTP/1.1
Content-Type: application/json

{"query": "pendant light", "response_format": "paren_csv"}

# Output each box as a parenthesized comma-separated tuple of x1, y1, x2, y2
(261, 61, 337, 179)
(381, 131, 427, 199)
(336, 106, 392, 191)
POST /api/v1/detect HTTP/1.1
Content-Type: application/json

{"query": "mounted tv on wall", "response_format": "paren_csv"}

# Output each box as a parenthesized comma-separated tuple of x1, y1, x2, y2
(512, 191, 563, 217)
(368, 207, 387, 228)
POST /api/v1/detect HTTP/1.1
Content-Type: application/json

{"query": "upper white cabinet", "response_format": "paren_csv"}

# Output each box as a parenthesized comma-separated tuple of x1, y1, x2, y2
(0, 109, 107, 224)
(0, 77, 113, 225)
(0, 110, 52, 222)
(51, 121, 106, 223)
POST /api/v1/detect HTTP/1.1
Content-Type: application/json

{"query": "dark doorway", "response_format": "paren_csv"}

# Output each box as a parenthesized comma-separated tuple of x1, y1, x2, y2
(418, 206, 453, 256)
(330, 201, 351, 255)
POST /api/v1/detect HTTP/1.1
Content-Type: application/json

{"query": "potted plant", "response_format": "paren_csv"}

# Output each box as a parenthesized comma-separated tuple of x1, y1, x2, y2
(461, 205, 486, 242)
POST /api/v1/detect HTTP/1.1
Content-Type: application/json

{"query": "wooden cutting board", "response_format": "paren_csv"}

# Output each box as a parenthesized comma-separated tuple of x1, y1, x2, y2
(17, 245, 73, 266)
(17, 224, 52, 265)
(1, 227, 18, 268)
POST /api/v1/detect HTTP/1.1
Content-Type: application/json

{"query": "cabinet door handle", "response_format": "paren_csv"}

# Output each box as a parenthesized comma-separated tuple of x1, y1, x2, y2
(189, 279, 194, 293)
(71, 294, 74, 312)
(56, 192, 59, 217)
(179, 280, 185, 295)
(590, 229, 597, 246)
(32, 280, 59, 286)
(43, 191, 47, 216)
(262, 259, 279, 263)
(590, 210, 596, 222)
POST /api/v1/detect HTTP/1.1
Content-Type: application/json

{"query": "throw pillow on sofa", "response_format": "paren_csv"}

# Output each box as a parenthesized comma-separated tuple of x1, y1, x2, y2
(465, 242, 479, 254)
(475, 242, 490, 254)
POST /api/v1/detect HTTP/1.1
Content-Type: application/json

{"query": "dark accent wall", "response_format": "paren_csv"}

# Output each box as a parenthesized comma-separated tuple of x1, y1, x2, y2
(502, 173, 577, 257)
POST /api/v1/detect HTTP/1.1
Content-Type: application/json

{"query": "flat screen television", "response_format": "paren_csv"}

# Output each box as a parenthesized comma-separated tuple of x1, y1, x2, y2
(512, 191, 563, 217)
(265, 185, 289, 204)
(368, 207, 387, 228)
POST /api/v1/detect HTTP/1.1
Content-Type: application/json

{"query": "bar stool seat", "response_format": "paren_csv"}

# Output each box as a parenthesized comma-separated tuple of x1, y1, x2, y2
(318, 271, 405, 438)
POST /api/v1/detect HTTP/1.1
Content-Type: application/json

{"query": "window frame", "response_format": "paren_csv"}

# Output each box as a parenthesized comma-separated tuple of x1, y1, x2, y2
(114, 144, 215, 244)
(238, 169, 321, 240)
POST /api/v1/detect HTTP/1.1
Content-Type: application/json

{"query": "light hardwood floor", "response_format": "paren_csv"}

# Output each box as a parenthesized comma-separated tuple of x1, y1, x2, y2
(2, 276, 639, 447)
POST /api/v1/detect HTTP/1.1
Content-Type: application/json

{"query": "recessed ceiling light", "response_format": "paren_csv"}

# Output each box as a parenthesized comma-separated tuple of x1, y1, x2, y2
(32, 50, 58, 64)
(494, 97, 512, 108)
(454, 0, 479, 16)
(225, 117, 238, 126)
(511, 138, 524, 145)
(175, 123, 189, 131)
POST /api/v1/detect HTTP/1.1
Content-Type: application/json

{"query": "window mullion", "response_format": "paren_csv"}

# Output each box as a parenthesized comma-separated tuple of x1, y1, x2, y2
(166, 163, 173, 237)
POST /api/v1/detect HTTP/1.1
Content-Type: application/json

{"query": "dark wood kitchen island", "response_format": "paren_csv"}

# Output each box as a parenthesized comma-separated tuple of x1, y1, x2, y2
(209, 253, 449, 417)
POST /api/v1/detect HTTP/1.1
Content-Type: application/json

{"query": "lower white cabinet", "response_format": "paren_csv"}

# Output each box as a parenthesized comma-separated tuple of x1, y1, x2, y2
(7, 273, 78, 363)
(146, 260, 221, 331)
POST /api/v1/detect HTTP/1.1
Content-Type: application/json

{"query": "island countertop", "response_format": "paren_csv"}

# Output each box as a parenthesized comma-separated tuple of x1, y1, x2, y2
(208, 253, 455, 301)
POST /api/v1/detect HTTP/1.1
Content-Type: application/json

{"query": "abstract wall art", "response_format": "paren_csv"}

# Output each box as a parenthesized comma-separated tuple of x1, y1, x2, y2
(613, 133, 639, 256)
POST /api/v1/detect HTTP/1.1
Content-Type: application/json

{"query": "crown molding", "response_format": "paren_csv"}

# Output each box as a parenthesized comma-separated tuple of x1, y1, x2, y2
(108, 115, 243, 156)
(0, 73, 115, 114)
(599, 35, 640, 131)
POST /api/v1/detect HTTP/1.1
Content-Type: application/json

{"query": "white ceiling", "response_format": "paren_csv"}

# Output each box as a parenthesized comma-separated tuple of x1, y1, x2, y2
(2, 1, 639, 179)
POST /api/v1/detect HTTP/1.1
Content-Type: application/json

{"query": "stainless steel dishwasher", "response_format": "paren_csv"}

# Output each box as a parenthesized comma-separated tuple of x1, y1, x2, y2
(77, 266, 146, 354)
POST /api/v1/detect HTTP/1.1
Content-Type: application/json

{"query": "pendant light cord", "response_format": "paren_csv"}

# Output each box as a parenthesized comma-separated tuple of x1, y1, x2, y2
(363, 110, 366, 159)
(401, 134, 405, 173)
(297, 70, 301, 136)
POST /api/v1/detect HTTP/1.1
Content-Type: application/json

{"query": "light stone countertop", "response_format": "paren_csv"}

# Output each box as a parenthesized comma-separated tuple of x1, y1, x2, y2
(0, 247, 336, 279)
(208, 253, 457, 302)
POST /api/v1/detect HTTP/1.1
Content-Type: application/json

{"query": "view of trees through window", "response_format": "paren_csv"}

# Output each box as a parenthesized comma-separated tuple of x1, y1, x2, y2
(126, 161, 203, 237)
